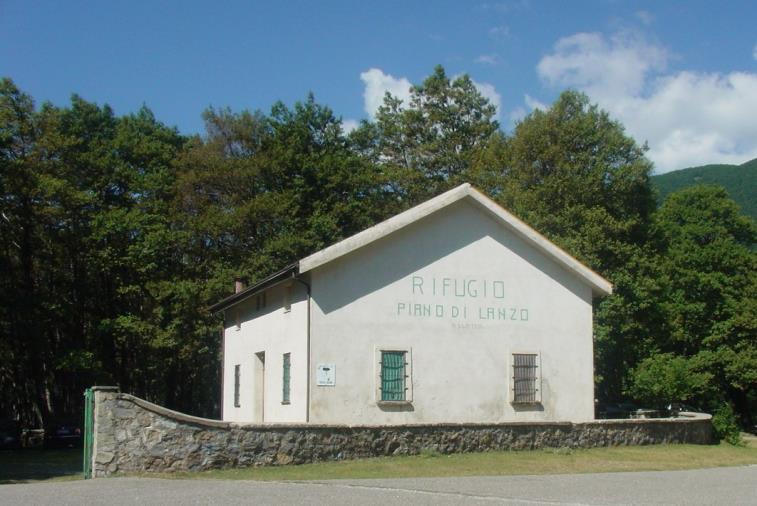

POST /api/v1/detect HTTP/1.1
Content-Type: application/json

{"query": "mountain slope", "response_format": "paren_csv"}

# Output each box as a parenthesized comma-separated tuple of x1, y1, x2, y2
(651, 158, 757, 220)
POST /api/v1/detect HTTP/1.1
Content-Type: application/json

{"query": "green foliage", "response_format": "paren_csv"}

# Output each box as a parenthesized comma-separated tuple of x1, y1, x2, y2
(651, 159, 757, 222)
(492, 90, 660, 402)
(499, 90, 656, 271)
(2, 68, 754, 430)
(647, 185, 757, 426)
(627, 353, 712, 406)
(357, 65, 499, 202)
(712, 403, 744, 446)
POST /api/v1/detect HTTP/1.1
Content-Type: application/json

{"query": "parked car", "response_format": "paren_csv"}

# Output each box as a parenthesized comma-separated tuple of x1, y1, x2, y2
(0, 419, 21, 449)
(22, 428, 45, 448)
(595, 402, 638, 419)
(663, 403, 700, 417)
(44, 421, 82, 448)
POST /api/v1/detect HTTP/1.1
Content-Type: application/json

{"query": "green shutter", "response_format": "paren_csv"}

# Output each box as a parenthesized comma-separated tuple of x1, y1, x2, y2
(282, 353, 291, 404)
(381, 351, 406, 401)
(234, 364, 241, 407)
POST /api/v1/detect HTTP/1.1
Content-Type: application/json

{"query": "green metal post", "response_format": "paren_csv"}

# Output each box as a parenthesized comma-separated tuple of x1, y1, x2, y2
(83, 388, 93, 479)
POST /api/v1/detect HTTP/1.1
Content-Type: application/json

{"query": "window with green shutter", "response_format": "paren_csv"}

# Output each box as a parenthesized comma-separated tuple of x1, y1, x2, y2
(282, 353, 291, 404)
(234, 364, 241, 407)
(380, 351, 406, 401)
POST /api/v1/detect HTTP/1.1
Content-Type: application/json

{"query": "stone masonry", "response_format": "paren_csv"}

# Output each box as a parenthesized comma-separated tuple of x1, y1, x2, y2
(90, 387, 713, 477)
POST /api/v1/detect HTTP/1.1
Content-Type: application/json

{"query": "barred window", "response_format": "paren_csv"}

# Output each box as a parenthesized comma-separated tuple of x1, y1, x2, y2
(379, 351, 408, 401)
(512, 353, 539, 403)
(375, 348, 412, 403)
(282, 353, 291, 404)
(234, 364, 241, 407)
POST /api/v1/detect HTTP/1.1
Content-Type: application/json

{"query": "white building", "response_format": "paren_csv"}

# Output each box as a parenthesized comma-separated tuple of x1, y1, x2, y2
(210, 184, 612, 425)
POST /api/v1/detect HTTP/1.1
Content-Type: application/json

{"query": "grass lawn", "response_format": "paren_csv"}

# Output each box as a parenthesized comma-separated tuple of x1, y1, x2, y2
(2, 440, 755, 484)
(166, 441, 757, 481)
(0, 448, 82, 484)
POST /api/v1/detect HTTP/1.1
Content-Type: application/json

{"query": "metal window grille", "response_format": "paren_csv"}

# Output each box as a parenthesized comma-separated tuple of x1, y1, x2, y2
(234, 364, 241, 407)
(380, 351, 406, 401)
(282, 353, 291, 404)
(512, 353, 538, 403)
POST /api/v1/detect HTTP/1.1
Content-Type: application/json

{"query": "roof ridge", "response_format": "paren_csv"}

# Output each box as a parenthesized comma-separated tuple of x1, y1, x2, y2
(298, 183, 611, 296)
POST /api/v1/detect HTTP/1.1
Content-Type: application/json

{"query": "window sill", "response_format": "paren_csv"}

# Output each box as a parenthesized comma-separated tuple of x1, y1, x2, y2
(377, 400, 412, 406)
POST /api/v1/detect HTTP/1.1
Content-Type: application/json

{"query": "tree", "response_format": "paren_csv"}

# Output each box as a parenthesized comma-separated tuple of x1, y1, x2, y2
(628, 353, 712, 407)
(175, 95, 391, 290)
(494, 90, 661, 403)
(650, 185, 756, 424)
(0, 78, 195, 424)
(0, 78, 50, 426)
(355, 65, 499, 203)
(500, 91, 655, 269)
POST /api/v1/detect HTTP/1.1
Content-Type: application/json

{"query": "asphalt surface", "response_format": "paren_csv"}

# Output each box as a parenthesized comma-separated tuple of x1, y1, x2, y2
(1, 466, 756, 505)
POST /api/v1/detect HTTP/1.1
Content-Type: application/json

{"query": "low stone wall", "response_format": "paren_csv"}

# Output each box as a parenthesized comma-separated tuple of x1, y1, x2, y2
(90, 387, 713, 477)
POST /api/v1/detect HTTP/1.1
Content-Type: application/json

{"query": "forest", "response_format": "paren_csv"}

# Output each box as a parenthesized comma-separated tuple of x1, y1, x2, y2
(1, 66, 754, 440)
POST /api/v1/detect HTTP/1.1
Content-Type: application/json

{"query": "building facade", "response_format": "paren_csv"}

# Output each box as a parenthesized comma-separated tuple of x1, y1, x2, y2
(211, 184, 612, 425)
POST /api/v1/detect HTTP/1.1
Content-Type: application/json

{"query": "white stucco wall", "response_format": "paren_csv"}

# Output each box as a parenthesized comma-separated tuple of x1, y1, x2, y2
(222, 282, 308, 423)
(307, 199, 595, 425)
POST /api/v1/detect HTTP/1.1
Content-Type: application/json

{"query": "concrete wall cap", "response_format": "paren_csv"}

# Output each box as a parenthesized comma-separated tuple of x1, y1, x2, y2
(90, 386, 120, 392)
(112, 392, 712, 430)
(117, 393, 232, 429)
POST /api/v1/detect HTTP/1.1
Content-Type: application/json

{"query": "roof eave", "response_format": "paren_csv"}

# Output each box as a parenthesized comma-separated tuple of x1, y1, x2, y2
(299, 183, 472, 273)
(467, 187, 614, 297)
(207, 263, 298, 313)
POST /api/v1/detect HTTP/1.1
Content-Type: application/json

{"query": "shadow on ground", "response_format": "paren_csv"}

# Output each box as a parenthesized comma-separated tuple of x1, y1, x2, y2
(0, 449, 82, 484)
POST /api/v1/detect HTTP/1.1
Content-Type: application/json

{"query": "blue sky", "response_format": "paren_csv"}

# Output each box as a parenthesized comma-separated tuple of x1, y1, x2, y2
(2, 0, 756, 173)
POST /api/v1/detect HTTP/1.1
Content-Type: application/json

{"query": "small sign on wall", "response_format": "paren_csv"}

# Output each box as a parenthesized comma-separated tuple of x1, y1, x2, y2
(316, 364, 335, 386)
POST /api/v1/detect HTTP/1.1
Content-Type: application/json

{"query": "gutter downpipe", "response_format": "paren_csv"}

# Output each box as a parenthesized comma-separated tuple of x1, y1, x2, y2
(220, 322, 225, 421)
(292, 271, 311, 423)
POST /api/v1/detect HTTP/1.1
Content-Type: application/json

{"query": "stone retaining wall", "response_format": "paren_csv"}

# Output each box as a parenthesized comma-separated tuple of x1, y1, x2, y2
(90, 387, 713, 477)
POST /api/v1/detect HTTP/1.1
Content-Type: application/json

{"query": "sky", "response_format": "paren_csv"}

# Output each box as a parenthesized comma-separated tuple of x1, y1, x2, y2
(2, 0, 757, 174)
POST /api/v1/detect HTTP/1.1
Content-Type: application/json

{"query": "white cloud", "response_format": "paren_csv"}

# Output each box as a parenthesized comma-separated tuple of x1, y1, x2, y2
(341, 119, 359, 134)
(488, 25, 510, 39)
(537, 31, 669, 102)
(524, 94, 546, 111)
(475, 54, 500, 65)
(507, 94, 546, 127)
(359, 68, 502, 121)
(537, 31, 757, 172)
(471, 79, 502, 119)
(509, 106, 527, 125)
(359, 68, 412, 118)
(635, 10, 654, 26)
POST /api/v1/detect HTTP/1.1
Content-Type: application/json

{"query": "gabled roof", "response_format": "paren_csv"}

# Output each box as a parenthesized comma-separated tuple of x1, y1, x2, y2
(210, 183, 612, 313)
(299, 184, 612, 296)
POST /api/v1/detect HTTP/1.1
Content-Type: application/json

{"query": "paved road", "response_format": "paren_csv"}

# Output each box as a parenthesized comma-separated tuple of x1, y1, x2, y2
(1, 466, 756, 505)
